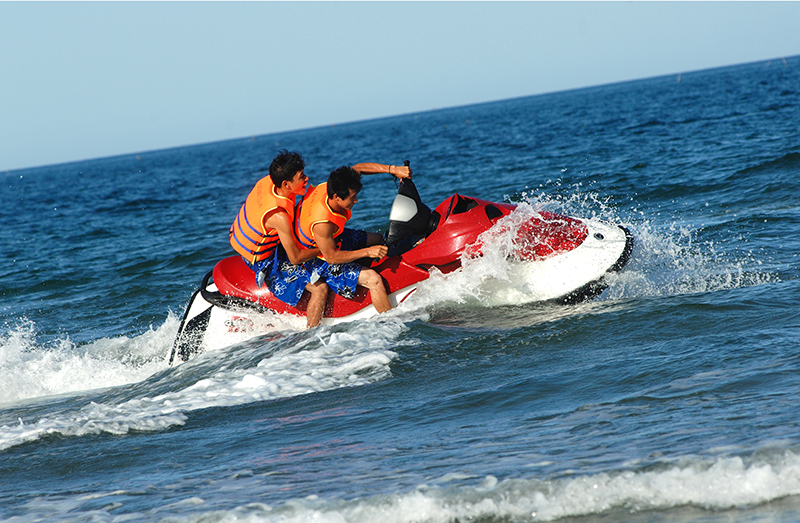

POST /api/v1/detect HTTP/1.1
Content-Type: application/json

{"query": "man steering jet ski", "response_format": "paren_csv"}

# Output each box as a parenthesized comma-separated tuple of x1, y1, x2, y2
(295, 165, 405, 316)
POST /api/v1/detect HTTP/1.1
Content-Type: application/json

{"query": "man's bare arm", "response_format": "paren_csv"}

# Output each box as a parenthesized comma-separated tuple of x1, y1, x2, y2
(351, 163, 411, 179)
(313, 222, 387, 264)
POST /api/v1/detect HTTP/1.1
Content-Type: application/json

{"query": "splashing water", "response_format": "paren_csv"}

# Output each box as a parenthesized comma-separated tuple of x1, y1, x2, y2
(0, 316, 175, 406)
(407, 188, 776, 315)
(0, 318, 406, 451)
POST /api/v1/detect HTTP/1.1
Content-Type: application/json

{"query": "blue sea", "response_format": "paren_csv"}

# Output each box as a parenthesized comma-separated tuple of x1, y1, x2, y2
(2, 56, 799, 523)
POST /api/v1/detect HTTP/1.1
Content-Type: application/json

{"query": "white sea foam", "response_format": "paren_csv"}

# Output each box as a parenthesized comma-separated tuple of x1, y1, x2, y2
(0, 316, 175, 406)
(183, 451, 800, 522)
(0, 318, 403, 451)
(15, 450, 800, 522)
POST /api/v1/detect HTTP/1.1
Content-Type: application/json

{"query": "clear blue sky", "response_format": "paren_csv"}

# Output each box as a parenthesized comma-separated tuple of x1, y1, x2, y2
(2, 2, 799, 172)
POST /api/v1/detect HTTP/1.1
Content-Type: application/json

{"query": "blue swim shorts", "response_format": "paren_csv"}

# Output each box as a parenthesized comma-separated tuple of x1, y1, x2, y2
(303, 228, 368, 300)
(245, 247, 311, 307)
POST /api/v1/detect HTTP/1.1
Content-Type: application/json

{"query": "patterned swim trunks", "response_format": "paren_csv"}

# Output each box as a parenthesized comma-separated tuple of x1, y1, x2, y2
(244, 247, 311, 307)
(303, 228, 368, 299)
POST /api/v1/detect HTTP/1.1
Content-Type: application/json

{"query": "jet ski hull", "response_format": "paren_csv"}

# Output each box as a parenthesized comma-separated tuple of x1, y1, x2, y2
(170, 187, 633, 364)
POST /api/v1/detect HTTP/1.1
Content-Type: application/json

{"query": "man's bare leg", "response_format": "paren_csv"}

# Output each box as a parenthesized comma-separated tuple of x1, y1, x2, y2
(358, 269, 390, 313)
(305, 281, 328, 328)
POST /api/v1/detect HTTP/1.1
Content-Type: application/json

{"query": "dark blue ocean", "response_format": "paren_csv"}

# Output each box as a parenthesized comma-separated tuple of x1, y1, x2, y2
(2, 56, 799, 523)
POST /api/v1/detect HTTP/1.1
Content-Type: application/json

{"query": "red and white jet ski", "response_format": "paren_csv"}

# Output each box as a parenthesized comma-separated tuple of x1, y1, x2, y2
(169, 177, 633, 364)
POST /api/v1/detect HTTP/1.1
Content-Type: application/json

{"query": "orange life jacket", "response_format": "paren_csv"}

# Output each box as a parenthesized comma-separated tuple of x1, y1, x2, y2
(295, 182, 350, 250)
(229, 176, 296, 264)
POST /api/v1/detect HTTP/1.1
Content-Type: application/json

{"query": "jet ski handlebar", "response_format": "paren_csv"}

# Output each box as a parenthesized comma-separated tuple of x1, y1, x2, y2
(384, 160, 440, 248)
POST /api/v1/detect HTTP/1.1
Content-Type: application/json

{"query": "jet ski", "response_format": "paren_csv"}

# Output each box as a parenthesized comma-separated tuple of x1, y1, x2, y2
(169, 174, 633, 364)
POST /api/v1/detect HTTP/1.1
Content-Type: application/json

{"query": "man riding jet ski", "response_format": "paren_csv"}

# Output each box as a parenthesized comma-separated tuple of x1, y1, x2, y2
(169, 160, 633, 364)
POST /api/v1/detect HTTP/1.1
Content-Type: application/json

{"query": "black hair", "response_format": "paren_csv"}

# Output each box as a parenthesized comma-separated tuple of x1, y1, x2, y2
(327, 166, 362, 199)
(269, 150, 305, 186)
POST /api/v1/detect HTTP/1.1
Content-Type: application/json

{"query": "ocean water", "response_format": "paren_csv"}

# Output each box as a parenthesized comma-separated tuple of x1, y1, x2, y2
(1, 56, 799, 522)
